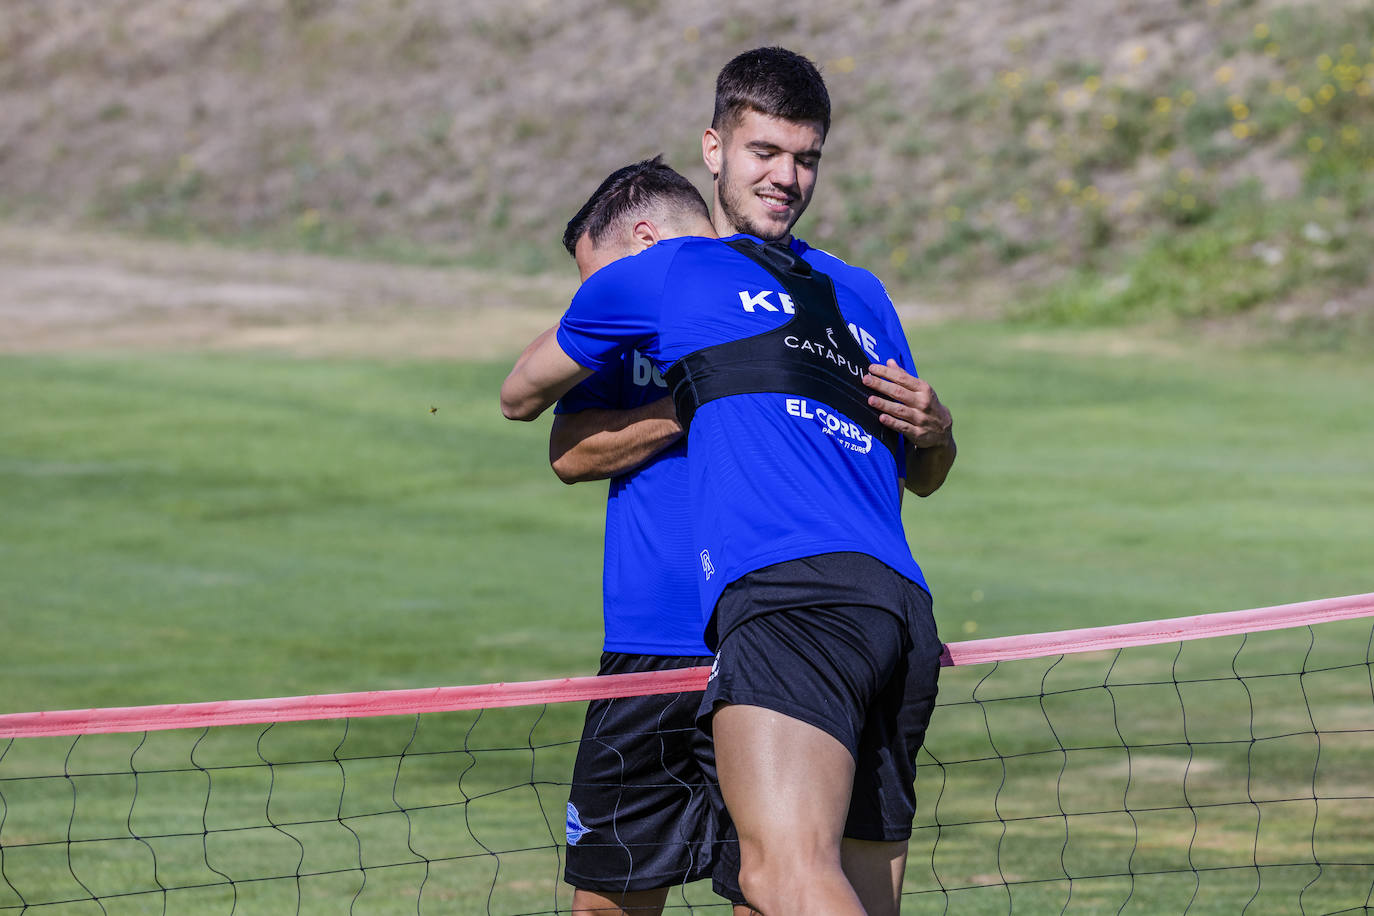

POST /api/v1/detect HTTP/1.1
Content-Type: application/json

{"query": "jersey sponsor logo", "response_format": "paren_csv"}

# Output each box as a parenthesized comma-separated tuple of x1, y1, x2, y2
(784, 331, 864, 378)
(700, 549, 715, 580)
(786, 398, 874, 454)
(630, 350, 666, 388)
(566, 803, 592, 845)
(738, 290, 882, 364)
(846, 322, 881, 363)
(738, 289, 795, 314)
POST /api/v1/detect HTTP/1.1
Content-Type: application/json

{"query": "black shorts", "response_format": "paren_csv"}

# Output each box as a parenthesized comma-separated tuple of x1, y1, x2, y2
(565, 652, 743, 902)
(698, 552, 942, 842)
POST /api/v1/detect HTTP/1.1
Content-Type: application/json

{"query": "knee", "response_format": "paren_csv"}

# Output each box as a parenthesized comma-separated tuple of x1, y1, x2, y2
(737, 844, 840, 911)
(738, 858, 784, 913)
(736, 863, 764, 912)
(736, 843, 783, 909)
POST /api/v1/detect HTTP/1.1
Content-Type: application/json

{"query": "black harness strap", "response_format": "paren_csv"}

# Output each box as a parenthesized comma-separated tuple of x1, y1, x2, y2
(663, 238, 903, 466)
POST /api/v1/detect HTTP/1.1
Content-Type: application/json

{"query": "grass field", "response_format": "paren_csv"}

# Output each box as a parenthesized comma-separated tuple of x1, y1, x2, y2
(2, 321, 1372, 913)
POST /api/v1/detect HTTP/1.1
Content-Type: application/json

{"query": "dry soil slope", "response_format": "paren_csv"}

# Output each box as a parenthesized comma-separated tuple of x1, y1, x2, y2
(0, 0, 1360, 288)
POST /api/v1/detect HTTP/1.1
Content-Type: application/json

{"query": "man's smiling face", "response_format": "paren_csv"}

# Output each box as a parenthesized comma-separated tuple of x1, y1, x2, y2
(707, 109, 823, 242)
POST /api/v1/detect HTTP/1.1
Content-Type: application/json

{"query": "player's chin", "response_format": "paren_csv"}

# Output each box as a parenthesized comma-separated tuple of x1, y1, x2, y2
(749, 210, 795, 241)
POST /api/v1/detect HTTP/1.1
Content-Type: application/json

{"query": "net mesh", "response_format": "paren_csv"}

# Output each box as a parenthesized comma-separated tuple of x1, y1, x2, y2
(911, 620, 1374, 914)
(2, 595, 1372, 915)
(0, 709, 594, 915)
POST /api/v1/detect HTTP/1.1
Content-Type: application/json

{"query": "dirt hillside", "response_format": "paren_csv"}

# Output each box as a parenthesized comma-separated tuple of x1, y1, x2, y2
(1, 0, 1370, 329)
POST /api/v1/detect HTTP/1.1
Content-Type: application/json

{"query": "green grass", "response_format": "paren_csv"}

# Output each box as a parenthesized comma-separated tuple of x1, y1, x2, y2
(0, 355, 607, 711)
(1, 324, 1373, 912)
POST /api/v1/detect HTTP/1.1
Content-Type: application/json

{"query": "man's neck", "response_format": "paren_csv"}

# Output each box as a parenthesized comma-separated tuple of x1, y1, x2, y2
(656, 217, 721, 244)
(709, 208, 735, 239)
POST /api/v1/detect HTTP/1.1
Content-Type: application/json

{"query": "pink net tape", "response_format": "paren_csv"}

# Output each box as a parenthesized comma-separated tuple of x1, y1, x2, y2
(4, 592, 1370, 738)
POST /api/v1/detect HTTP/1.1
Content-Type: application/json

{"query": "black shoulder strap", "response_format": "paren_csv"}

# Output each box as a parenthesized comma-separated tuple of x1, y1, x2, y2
(663, 238, 903, 466)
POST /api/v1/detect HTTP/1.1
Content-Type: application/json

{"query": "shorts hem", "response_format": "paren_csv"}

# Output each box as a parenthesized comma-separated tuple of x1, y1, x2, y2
(712, 878, 749, 907)
(565, 867, 716, 893)
(842, 823, 915, 843)
(704, 689, 858, 759)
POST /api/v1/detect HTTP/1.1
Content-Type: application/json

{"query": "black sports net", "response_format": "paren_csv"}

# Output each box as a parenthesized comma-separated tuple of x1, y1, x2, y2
(908, 620, 1374, 915)
(1, 618, 1371, 914)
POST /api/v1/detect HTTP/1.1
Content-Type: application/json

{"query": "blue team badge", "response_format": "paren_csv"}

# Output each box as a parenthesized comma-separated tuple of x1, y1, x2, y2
(566, 802, 592, 846)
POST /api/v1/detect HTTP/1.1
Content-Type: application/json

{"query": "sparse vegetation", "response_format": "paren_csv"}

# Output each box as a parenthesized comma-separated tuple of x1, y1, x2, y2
(0, 0, 1369, 341)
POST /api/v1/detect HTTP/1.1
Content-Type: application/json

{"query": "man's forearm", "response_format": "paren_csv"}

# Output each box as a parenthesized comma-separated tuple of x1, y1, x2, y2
(905, 432, 956, 497)
(500, 326, 593, 421)
(549, 399, 684, 484)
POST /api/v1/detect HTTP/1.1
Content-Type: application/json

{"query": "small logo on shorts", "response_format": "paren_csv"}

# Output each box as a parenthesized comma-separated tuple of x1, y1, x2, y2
(566, 802, 591, 846)
(700, 550, 715, 580)
(708, 653, 721, 682)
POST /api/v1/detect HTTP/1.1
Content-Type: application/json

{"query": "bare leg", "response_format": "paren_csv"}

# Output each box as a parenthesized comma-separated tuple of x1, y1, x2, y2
(841, 838, 908, 916)
(571, 887, 668, 915)
(571, 885, 759, 915)
(713, 704, 865, 916)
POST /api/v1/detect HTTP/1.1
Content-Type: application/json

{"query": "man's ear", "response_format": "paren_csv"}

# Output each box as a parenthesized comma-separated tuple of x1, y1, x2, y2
(702, 128, 722, 179)
(630, 219, 661, 250)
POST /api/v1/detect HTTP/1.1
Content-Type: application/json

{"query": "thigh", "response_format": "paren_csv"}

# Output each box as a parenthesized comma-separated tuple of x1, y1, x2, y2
(713, 703, 855, 853)
(700, 603, 908, 756)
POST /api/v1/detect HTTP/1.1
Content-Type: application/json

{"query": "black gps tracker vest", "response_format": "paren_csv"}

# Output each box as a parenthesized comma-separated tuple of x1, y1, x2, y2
(663, 238, 904, 469)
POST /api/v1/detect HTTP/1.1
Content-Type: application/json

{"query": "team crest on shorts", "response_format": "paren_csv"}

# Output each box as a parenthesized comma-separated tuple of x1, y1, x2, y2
(565, 802, 592, 846)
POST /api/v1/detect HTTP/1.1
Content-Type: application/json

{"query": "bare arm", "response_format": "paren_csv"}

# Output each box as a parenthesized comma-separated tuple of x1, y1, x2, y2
(549, 398, 684, 484)
(904, 429, 957, 498)
(500, 326, 594, 421)
(862, 360, 957, 498)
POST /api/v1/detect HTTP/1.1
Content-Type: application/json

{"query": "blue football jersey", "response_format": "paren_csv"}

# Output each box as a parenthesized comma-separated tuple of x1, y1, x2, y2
(557, 235, 928, 628)
(554, 353, 705, 655)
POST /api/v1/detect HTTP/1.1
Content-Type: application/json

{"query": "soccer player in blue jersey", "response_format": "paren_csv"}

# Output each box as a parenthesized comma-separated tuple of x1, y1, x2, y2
(538, 49, 955, 914)
(551, 165, 749, 916)
(501, 156, 954, 915)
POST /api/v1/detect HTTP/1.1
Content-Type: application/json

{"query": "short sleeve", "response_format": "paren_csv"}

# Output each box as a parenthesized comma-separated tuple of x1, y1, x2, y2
(554, 361, 623, 414)
(797, 241, 917, 375)
(556, 249, 667, 372)
(880, 288, 917, 377)
(856, 268, 917, 375)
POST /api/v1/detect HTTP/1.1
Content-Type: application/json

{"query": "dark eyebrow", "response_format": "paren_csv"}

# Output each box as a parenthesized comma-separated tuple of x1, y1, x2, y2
(744, 140, 823, 160)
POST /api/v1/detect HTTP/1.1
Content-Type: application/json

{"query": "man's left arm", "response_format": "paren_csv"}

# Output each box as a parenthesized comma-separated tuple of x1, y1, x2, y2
(500, 326, 594, 421)
(550, 399, 683, 483)
(863, 360, 956, 497)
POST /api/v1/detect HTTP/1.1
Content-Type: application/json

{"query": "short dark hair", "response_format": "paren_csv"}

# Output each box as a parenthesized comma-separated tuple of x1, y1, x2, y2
(562, 156, 709, 256)
(712, 47, 830, 138)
